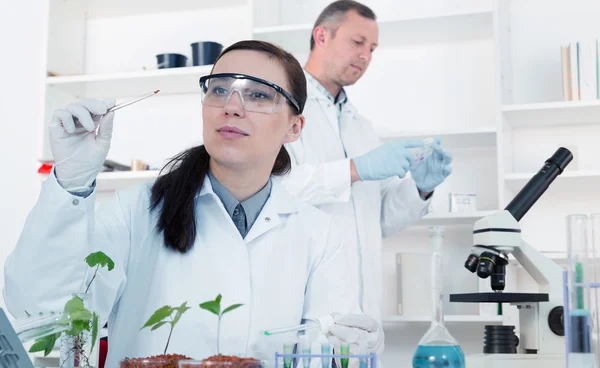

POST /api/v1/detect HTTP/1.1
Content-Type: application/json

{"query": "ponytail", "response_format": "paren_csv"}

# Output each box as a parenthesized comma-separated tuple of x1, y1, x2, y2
(150, 145, 291, 253)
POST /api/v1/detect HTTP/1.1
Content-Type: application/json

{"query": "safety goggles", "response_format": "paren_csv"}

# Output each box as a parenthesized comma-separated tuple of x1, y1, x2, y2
(199, 73, 300, 114)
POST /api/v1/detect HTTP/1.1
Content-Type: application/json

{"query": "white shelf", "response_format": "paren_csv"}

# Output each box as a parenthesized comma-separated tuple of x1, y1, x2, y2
(416, 211, 497, 226)
(504, 170, 600, 193)
(382, 315, 503, 324)
(253, 10, 493, 53)
(46, 65, 214, 99)
(40, 170, 160, 192)
(377, 126, 497, 150)
(81, 0, 248, 19)
(502, 100, 600, 128)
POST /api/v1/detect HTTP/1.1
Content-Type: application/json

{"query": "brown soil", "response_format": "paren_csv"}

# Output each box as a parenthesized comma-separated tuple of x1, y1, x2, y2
(119, 353, 193, 368)
(196, 355, 262, 367)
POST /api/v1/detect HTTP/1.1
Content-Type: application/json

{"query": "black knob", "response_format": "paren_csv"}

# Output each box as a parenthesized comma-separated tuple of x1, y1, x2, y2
(548, 306, 564, 336)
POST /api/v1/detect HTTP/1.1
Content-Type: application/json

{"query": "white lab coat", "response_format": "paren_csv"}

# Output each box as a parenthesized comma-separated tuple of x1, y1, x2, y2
(3, 171, 362, 367)
(282, 72, 430, 323)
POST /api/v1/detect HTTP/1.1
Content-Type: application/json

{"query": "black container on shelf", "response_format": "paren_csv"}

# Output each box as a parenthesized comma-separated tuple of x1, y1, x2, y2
(191, 41, 223, 66)
(156, 53, 188, 69)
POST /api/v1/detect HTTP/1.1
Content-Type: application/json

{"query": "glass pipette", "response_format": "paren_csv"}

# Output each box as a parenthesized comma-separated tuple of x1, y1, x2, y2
(262, 322, 319, 336)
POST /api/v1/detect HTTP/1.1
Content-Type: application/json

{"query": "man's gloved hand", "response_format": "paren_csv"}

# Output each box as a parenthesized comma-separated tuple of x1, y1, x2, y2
(49, 99, 116, 191)
(353, 140, 425, 181)
(326, 313, 384, 355)
(410, 138, 453, 193)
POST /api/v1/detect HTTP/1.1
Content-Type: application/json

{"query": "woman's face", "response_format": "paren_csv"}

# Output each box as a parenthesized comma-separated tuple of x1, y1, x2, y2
(202, 49, 304, 170)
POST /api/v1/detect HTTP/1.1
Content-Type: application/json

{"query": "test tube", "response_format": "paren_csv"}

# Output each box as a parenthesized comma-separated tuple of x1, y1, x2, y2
(566, 214, 595, 366)
(590, 213, 600, 363)
(358, 339, 368, 368)
(283, 342, 294, 368)
(320, 342, 331, 368)
(299, 334, 311, 368)
(339, 342, 350, 368)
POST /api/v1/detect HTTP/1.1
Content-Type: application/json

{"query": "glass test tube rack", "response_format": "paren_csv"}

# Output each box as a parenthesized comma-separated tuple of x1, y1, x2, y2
(274, 352, 377, 368)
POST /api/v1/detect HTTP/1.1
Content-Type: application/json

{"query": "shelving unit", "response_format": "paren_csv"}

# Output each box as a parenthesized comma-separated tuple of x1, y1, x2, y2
(505, 170, 600, 193)
(502, 100, 600, 128)
(377, 126, 497, 149)
(415, 211, 497, 226)
(382, 314, 503, 324)
(253, 9, 494, 53)
(46, 65, 214, 98)
(39, 170, 161, 192)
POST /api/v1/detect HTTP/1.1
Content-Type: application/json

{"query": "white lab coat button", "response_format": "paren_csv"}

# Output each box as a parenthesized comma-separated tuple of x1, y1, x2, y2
(72, 199, 79, 206)
(265, 217, 271, 222)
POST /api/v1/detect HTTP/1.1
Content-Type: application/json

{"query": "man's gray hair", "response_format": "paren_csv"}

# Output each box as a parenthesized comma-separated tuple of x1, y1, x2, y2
(310, 0, 377, 50)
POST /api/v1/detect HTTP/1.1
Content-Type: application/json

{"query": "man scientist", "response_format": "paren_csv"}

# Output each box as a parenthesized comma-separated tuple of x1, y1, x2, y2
(281, 0, 453, 324)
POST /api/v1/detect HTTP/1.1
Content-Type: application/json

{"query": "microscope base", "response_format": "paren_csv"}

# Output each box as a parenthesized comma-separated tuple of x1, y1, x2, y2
(466, 353, 564, 368)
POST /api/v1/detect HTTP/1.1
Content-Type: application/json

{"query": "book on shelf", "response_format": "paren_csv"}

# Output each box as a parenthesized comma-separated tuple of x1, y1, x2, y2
(561, 39, 599, 101)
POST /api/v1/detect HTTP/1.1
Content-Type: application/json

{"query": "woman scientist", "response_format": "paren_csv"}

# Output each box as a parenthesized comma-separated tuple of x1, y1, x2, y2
(3, 40, 383, 365)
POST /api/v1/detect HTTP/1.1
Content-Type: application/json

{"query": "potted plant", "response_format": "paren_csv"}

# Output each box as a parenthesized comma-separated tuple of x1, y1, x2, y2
(29, 251, 115, 368)
(119, 302, 193, 368)
(197, 294, 261, 366)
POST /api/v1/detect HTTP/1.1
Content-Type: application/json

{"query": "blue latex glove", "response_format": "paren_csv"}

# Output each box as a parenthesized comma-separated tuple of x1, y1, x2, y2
(410, 139, 453, 193)
(353, 140, 425, 181)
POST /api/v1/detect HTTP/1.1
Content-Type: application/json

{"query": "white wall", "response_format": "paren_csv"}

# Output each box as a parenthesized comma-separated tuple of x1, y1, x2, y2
(0, 0, 47, 312)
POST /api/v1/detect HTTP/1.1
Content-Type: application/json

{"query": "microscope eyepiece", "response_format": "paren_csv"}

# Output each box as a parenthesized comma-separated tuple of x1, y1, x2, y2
(464, 254, 479, 273)
(477, 251, 497, 279)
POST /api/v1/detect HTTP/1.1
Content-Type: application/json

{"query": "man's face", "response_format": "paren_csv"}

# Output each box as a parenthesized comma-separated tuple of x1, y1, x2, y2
(323, 10, 379, 87)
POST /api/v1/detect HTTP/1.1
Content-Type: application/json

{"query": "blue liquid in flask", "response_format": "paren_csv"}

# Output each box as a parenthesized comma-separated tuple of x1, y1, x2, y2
(412, 227, 465, 368)
(412, 345, 465, 368)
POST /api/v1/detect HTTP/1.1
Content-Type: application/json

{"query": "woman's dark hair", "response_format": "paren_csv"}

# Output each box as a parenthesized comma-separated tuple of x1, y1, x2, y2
(150, 40, 307, 253)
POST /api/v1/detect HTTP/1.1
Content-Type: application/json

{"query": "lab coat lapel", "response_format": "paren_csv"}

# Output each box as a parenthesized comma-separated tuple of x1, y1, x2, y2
(243, 179, 299, 244)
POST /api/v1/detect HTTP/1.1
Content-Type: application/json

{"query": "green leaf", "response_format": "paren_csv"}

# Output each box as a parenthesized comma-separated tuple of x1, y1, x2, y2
(141, 306, 173, 329)
(29, 335, 55, 355)
(151, 321, 168, 331)
(172, 302, 191, 325)
(216, 294, 222, 304)
(90, 313, 99, 356)
(29, 335, 56, 355)
(222, 303, 243, 315)
(199, 300, 220, 316)
(85, 251, 115, 271)
(66, 320, 90, 336)
(64, 296, 85, 315)
(70, 309, 93, 322)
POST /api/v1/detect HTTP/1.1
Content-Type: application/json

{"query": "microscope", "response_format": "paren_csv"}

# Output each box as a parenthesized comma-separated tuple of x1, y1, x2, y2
(450, 147, 573, 367)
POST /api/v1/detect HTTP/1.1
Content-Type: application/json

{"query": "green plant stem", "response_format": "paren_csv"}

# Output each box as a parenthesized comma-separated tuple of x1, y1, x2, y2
(217, 315, 221, 355)
(84, 265, 100, 293)
(164, 317, 174, 355)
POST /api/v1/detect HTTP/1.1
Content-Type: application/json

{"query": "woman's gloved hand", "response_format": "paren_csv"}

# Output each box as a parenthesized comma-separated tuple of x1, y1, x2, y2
(410, 138, 453, 193)
(323, 313, 384, 355)
(353, 140, 425, 181)
(49, 99, 116, 191)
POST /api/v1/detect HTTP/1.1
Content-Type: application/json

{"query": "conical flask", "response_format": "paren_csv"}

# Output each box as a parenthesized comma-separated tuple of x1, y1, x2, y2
(412, 226, 465, 368)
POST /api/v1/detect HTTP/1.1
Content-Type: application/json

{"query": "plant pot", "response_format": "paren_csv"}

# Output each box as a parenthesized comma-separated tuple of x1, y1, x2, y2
(156, 53, 188, 69)
(190, 41, 223, 66)
(60, 293, 99, 368)
(119, 354, 194, 368)
(178, 355, 263, 367)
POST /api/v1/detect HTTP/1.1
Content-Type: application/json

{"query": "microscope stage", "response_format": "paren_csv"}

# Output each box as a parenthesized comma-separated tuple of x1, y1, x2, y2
(449, 292, 549, 303)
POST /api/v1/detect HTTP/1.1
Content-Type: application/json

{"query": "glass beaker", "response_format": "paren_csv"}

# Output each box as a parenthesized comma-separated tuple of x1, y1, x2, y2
(60, 293, 99, 368)
(13, 311, 71, 342)
(412, 226, 465, 368)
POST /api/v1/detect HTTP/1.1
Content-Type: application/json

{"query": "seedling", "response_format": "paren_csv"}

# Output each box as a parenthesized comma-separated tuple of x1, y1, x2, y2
(141, 302, 191, 355)
(199, 294, 243, 355)
(29, 251, 114, 367)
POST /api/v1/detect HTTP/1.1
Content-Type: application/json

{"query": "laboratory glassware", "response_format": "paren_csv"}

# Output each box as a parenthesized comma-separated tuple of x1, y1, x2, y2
(412, 226, 465, 368)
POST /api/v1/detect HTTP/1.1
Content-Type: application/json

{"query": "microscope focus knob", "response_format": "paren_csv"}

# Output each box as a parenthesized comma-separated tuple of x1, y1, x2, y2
(548, 306, 564, 336)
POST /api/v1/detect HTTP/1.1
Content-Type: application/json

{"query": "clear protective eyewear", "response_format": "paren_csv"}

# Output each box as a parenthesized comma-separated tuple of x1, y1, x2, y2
(199, 73, 300, 114)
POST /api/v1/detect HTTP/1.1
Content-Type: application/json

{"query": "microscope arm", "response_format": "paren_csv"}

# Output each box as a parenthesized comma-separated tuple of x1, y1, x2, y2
(511, 239, 565, 297)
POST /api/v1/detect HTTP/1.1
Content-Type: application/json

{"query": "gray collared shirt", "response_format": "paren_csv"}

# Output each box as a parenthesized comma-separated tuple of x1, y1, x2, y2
(208, 171, 272, 238)
(305, 70, 348, 120)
